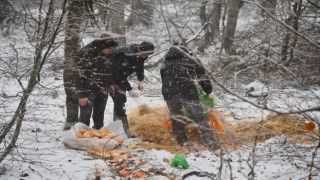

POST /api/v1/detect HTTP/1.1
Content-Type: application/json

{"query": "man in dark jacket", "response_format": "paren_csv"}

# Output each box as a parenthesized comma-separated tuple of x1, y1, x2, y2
(160, 44, 220, 152)
(111, 41, 155, 137)
(73, 37, 118, 129)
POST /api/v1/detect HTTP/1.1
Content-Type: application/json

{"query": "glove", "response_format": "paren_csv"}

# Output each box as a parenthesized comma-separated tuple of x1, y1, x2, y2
(137, 81, 144, 91)
(128, 90, 140, 98)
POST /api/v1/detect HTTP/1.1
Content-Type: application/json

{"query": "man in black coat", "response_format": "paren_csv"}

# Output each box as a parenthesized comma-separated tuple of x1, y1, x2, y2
(160, 44, 219, 151)
(111, 41, 155, 137)
(73, 37, 118, 129)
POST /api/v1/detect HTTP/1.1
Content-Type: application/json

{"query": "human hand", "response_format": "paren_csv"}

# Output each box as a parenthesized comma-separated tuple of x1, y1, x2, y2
(137, 81, 144, 91)
(128, 90, 140, 98)
(107, 85, 116, 93)
(79, 97, 90, 106)
(206, 93, 213, 99)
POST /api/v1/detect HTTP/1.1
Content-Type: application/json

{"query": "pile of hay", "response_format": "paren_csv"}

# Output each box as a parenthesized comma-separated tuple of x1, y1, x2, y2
(128, 105, 236, 147)
(128, 105, 176, 146)
(232, 114, 318, 144)
(128, 105, 319, 151)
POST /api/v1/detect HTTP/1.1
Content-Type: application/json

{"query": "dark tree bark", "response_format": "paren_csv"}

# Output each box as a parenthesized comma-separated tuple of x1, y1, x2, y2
(198, 0, 211, 53)
(198, 29, 213, 53)
(96, 1, 111, 29)
(125, 0, 153, 27)
(63, 0, 85, 126)
(198, 0, 222, 53)
(222, 0, 243, 54)
(212, 0, 222, 39)
(110, 0, 126, 44)
(281, 0, 303, 66)
(0, 0, 14, 24)
(289, 1, 302, 63)
(199, 0, 208, 25)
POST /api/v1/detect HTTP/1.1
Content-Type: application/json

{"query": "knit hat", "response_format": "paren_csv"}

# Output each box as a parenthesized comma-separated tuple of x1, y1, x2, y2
(139, 41, 155, 55)
(92, 39, 118, 51)
(92, 33, 118, 51)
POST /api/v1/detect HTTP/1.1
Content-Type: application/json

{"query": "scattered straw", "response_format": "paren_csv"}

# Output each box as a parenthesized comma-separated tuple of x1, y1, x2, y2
(232, 114, 318, 144)
(128, 105, 319, 151)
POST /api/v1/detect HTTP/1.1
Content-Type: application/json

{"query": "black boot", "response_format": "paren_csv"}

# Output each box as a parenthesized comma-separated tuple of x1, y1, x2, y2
(202, 130, 220, 152)
(63, 122, 77, 131)
(175, 129, 188, 146)
(118, 116, 136, 138)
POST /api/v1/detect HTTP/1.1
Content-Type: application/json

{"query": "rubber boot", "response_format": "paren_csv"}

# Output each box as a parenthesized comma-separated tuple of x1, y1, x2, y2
(176, 130, 188, 146)
(172, 119, 188, 146)
(118, 116, 136, 138)
(202, 129, 220, 152)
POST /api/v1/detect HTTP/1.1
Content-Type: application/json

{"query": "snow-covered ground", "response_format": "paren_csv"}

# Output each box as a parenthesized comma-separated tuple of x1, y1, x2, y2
(1, 1, 319, 180)
(0, 68, 319, 179)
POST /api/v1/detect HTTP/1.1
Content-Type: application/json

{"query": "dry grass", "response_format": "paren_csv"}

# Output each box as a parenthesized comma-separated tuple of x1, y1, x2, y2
(232, 114, 318, 144)
(129, 105, 176, 146)
(128, 105, 319, 151)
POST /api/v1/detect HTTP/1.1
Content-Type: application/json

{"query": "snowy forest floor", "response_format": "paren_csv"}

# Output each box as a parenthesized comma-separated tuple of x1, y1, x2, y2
(1, 1, 320, 179)
(0, 65, 319, 179)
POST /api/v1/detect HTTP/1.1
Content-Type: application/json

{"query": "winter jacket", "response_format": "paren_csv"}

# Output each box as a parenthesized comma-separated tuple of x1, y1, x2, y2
(113, 44, 144, 91)
(160, 46, 212, 101)
(73, 40, 116, 98)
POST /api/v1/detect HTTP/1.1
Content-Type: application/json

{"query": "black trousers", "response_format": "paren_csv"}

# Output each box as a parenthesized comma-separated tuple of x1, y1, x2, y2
(166, 98, 215, 144)
(79, 91, 108, 129)
(110, 89, 127, 118)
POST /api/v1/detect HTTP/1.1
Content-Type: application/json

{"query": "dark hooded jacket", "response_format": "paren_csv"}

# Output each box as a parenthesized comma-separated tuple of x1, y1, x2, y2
(160, 46, 212, 100)
(73, 39, 117, 98)
(112, 44, 144, 91)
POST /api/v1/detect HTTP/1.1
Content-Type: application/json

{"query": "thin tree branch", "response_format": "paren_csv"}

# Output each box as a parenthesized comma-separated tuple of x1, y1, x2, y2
(209, 73, 320, 114)
(243, 0, 320, 49)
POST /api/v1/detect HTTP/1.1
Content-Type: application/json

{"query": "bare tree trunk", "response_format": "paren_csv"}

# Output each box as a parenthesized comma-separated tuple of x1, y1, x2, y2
(281, 17, 291, 62)
(0, 0, 67, 163)
(199, 0, 207, 25)
(198, 0, 222, 53)
(281, 1, 303, 66)
(0, 0, 14, 24)
(198, 0, 211, 53)
(222, 0, 243, 54)
(289, 1, 302, 63)
(63, 0, 85, 127)
(125, 0, 153, 27)
(212, 0, 222, 39)
(110, 0, 126, 44)
(96, 1, 111, 29)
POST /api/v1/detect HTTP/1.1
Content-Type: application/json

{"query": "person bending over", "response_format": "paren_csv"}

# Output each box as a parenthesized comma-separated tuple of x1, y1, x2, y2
(111, 41, 155, 137)
(160, 44, 220, 152)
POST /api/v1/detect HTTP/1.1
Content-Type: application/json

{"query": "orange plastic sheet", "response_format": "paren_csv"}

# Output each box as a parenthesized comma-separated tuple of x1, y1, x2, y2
(208, 111, 225, 132)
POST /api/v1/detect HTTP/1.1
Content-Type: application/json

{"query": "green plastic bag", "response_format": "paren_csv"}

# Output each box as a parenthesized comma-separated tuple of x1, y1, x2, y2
(197, 85, 214, 107)
(170, 154, 190, 169)
(182, 86, 214, 117)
